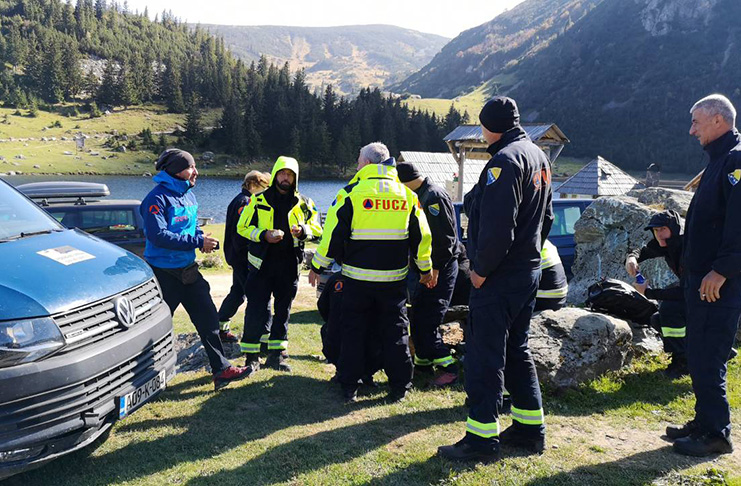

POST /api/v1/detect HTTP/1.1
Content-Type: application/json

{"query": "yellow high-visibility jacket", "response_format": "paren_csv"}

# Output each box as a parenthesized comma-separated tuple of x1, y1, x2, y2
(237, 156, 322, 271)
(537, 239, 568, 300)
(311, 163, 432, 283)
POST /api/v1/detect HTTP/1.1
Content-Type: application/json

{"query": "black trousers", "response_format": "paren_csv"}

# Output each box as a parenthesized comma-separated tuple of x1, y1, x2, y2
(648, 299, 686, 358)
(241, 261, 299, 354)
(152, 266, 230, 374)
(409, 259, 458, 369)
(338, 279, 413, 391)
(685, 272, 741, 438)
(534, 297, 565, 312)
(217, 263, 249, 327)
(465, 269, 544, 444)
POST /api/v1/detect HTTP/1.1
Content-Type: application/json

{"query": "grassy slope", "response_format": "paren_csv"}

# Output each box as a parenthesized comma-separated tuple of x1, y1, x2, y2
(0, 105, 243, 177)
(5, 225, 740, 485)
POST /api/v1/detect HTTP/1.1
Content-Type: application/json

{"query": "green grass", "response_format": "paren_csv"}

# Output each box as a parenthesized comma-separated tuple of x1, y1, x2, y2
(5, 265, 740, 484)
(403, 76, 518, 119)
(0, 104, 243, 177)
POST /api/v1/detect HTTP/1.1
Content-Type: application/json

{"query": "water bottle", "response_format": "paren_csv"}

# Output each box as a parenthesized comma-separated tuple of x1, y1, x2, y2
(635, 272, 646, 285)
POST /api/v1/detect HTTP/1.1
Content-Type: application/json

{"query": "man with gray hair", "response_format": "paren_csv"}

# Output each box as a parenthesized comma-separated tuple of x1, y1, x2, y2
(667, 94, 741, 456)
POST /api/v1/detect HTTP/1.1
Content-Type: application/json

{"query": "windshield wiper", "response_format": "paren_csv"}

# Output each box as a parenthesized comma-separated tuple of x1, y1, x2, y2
(20, 230, 55, 238)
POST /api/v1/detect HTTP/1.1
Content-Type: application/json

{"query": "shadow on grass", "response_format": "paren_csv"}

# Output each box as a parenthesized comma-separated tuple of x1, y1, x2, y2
(184, 405, 464, 486)
(522, 446, 710, 486)
(289, 309, 322, 325)
(4, 374, 388, 486)
(546, 367, 693, 417)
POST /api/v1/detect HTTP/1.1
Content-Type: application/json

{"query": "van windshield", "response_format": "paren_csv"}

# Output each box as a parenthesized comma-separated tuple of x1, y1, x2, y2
(0, 181, 63, 240)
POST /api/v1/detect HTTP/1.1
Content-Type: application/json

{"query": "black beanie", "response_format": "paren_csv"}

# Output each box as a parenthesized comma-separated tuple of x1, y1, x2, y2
(155, 149, 196, 176)
(396, 162, 422, 183)
(479, 96, 520, 134)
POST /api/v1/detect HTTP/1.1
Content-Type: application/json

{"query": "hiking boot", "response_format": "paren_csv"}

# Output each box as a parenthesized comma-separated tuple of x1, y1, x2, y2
(499, 424, 546, 453)
(664, 356, 689, 379)
(219, 330, 239, 343)
(437, 437, 500, 463)
(673, 433, 734, 457)
(213, 365, 251, 390)
(386, 387, 408, 403)
(360, 374, 378, 388)
(666, 420, 699, 440)
(342, 385, 358, 404)
(264, 351, 292, 372)
(432, 370, 459, 387)
(244, 355, 261, 373)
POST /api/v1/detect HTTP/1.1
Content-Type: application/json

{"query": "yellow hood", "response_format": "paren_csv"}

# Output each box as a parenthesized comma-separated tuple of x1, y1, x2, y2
(270, 156, 300, 190)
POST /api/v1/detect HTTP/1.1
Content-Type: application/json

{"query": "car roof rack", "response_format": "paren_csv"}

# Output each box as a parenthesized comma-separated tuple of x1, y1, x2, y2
(16, 181, 111, 206)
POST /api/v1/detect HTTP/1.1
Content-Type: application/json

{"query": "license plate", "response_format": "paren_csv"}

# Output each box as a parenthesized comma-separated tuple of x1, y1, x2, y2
(118, 370, 166, 419)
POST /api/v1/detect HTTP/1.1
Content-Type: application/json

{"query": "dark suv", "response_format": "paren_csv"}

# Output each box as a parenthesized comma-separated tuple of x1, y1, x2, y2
(454, 198, 593, 278)
(0, 179, 176, 479)
(16, 182, 146, 257)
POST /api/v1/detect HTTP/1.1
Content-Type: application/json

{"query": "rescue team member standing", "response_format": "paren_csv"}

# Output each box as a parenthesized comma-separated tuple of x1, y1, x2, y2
(141, 149, 249, 390)
(396, 161, 461, 387)
(626, 210, 688, 378)
(535, 239, 568, 312)
(216, 171, 270, 343)
(237, 156, 322, 373)
(439, 97, 553, 462)
(309, 142, 433, 403)
(668, 94, 741, 457)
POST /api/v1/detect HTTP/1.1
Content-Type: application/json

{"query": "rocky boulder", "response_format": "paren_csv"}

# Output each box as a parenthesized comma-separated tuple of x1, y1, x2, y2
(529, 308, 633, 389)
(568, 191, 692, 305)
(175, 333, 241, 373)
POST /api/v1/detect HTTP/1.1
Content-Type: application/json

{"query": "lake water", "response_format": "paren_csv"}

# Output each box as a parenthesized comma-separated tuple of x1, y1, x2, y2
(3, 174, 347, 223)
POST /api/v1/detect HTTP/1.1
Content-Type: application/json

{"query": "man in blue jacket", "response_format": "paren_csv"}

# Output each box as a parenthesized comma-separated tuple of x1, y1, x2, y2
(668, 95, 741, 457)
(438, 97, 553, 462)
(141, 149, 250, 390)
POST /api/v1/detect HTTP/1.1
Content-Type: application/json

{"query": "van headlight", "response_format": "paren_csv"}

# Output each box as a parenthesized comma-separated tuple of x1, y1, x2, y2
(0, 318, 65, 368)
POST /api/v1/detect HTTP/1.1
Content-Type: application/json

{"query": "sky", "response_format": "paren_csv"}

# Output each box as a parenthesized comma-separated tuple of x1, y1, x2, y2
(121, 0, 527, 38)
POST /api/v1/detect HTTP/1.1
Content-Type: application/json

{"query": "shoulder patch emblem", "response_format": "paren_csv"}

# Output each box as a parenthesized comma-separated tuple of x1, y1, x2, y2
(728, 169, 741, 186)
(334, 280, 344, 292)
(237, 206, 245, 215)
(487, 167, 502, 186)
(428, 203, 440, 216)
(148, 204, 160, 215)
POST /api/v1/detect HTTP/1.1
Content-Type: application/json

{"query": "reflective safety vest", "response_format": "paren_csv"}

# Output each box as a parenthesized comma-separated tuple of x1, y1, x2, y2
(236, 156, 322, 271)
(537, 239, 568, 299)
(312, 163, 432, 283)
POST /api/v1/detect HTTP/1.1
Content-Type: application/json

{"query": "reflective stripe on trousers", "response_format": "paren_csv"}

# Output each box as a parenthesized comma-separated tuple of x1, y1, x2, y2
(466, 417, 499, 438)
(510, 406, 545, 426)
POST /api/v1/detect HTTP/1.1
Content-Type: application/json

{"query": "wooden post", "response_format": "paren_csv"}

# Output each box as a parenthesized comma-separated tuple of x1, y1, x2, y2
(457, 144, 466, 202)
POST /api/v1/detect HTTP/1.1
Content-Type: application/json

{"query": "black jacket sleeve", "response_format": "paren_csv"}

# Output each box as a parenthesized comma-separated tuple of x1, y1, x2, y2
(472, 157, 522, 277)
(541, 181, 554, 246)
(645, 286, 683, 301)
(317, 272, 339, 322)
(712, 155, 741, 278)
(629, 240, 664, 263)
(426, 192, 458, 269)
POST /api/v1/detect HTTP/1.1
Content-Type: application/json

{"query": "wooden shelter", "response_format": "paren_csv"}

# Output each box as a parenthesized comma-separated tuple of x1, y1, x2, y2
(684, 169, 704, 192)
(443, 123, 570, 201)
(557, 156, 644, 199)
(397, 151, 486, 197)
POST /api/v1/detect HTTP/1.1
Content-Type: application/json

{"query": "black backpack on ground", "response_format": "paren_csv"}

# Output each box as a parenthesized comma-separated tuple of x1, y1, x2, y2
(586, 278, 658, 326)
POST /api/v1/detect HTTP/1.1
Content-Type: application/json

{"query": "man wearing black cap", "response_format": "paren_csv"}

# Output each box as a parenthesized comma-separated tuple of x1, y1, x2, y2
(397, 161, 461, 387)
(141, 148, 250, 390)
(626, 210, 688, 378)
(438, 97, 553, 462)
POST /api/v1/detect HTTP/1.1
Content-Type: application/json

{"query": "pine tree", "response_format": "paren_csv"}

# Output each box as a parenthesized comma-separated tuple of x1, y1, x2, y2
(97, 60, 119, 107)
(163, 59, 185, 113)
(185, 94, 202, 145)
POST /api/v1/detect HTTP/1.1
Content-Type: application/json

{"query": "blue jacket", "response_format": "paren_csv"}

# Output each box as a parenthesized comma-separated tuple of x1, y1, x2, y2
(140, 172, 204, 269)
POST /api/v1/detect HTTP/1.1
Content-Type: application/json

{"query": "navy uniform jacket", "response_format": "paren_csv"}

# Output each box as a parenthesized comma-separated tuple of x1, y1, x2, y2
(684, 129, 741, 280)
(415, 178, 460, 270)
(464, 126, 554, 279)
(223, 188, 251, 268)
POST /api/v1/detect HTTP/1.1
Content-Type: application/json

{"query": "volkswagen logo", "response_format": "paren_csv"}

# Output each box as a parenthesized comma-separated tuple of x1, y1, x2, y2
(114, 296, 137, 329)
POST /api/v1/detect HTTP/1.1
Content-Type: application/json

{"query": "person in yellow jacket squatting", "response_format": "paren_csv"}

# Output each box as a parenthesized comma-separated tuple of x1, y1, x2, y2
(237, 156, 322, 373)
(308, 142, 434, 403)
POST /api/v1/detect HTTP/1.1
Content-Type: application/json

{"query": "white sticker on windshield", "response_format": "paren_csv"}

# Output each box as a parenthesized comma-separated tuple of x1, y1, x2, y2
(37, 246, 96, 266)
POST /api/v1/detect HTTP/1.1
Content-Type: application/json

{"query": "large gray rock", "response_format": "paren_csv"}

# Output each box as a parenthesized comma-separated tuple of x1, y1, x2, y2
(175, 333, 241, 373)
(626, 187, 694, 217)
(569, 195, 682, 305)
(529, 308, 633, 389)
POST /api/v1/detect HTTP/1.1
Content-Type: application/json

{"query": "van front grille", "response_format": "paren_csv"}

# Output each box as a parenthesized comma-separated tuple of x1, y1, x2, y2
(53, 279, 162, 353)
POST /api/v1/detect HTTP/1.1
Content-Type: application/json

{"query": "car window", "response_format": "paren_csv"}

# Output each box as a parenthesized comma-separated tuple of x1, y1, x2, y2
(549, 205, 583, 237)
(0, 182, 62, 239)
(51, 208, 137, 234)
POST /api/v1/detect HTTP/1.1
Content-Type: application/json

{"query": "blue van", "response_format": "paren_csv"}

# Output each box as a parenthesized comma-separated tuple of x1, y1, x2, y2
(0, 178, 176, 479)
